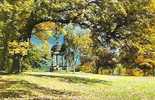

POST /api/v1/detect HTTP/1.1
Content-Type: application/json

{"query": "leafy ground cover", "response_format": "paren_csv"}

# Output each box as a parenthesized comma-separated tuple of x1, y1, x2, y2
(0, 72, 155, 100)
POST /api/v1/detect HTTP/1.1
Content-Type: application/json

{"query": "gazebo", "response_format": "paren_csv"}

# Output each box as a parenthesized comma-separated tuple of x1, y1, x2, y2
(50, 42, 66, 71)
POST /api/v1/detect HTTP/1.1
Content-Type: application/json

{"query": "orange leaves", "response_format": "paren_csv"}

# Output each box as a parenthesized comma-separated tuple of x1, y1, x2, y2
(34, 21, 57, 31)
(135, 54, 144, 64)
(34, 21, 58, 41)
(35, 31, 50, 41)
(80, 62, 94, 73)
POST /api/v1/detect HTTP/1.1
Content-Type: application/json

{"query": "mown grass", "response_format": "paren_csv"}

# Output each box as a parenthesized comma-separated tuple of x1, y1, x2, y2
(0, 72, 155, 100)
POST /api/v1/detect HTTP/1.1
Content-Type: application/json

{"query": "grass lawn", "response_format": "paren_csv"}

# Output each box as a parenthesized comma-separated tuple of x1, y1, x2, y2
(0, 72, 155, 100)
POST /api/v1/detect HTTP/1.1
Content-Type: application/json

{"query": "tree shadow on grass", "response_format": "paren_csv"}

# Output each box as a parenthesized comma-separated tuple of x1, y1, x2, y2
(0, 79, 80, 99)
(0, 71, 8, 75)
(26, 73, 111, 85)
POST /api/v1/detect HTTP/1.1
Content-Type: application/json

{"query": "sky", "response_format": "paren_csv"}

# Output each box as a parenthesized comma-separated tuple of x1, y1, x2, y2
(31, 34, 64, 49)
(31, 24, 90, 49)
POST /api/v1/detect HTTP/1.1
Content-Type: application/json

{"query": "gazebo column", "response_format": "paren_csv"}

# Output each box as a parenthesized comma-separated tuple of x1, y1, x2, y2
(56, 54, 59, 68)
(50, 54, 54, 72)
(61, 55, 64, 68)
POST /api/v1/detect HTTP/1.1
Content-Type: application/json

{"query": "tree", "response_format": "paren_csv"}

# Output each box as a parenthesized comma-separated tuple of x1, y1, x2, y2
(90, 0, 155, 70)
(62, 23, 92, 71)
(8, 41, 29, 73)
(0, 0, 34, 73)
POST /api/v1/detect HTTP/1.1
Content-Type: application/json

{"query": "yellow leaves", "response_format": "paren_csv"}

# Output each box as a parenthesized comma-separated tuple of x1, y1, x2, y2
(14, 48, 20, 54)
(39, 41, 51, 58)
(0, 0, 34, 16)
(8, 40, 30, 56)
(112, 1, 127, 16)
(60, 28, 67, 35)
(74, 0, 87, 5)
(8, 41, 18, 48)
(0, 1, 13, 12)
(132, 68, 144, 76)
(50, 3, 65, 10)
(73, 34, 93, 53)
(118, 3, 127, 16)
(20, 42, 29, 47)
(148, 0, 155, 12)
(71, 12, 78, 17)
(13, 0, 34, 12)
(46, 31, 53, 37)
(41, 41, 50, 51)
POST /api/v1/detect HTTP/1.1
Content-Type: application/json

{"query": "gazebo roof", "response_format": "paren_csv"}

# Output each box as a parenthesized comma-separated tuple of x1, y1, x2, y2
(52, 41, 67, 53)
(51, 44, 62, 52)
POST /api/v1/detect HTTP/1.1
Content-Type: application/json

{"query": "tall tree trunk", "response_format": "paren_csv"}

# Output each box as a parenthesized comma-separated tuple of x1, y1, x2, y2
(2, 39, 9, 71)
(11, 55, 22, 73)
(95, 64, 100, 74)
(1, 32, 11, 72)
(94, 59, 100, 74)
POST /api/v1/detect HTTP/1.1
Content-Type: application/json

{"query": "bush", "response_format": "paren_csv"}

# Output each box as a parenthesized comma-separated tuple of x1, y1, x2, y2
(99, 68, 112, 75)
(80, 63, 94, 73)
(75, 66, 81, 72)
(22, 63, 33, 72)
(132, 68, 144, 76)
(126, 68, 133, 75)
(113, 64, 126, 75)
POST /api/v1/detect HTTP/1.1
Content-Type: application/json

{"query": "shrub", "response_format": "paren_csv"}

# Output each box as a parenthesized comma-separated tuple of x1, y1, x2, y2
(113, 64, 126, 75)
(80, 63, 94, 73)
(132, 68, 144, 76)
(99, 68, 112, 75)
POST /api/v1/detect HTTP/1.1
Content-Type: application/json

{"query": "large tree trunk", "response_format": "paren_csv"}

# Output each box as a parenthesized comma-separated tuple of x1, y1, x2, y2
(1, 40, 9, 71)
(95, 64, 100, 74)
(11, 55, 22, 73)
(94, 58, 100, 74)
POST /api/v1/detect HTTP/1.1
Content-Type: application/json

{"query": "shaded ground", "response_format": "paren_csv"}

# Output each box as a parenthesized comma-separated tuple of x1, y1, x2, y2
(0, 72, 155, 100)
(0, 79, 78, 99)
